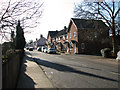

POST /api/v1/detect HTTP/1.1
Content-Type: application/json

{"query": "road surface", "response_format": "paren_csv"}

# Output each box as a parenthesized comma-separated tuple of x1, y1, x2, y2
(26, 50, 119, 88)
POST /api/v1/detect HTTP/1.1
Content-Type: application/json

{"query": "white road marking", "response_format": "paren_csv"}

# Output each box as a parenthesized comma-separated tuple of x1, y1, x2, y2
(110, 72, 120, 75)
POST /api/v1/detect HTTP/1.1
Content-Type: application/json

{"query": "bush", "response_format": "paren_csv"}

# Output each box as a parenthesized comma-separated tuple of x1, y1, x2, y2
(101, 48, 112, 58)
(56, 49, 65, 53)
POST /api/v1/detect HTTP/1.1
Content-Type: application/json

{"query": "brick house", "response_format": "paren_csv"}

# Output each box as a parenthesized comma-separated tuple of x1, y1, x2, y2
(47, 27, 67, 51)
(47, 31, 58, 49)
(67, 18, 110, 54)
(47, 18, 110, 55)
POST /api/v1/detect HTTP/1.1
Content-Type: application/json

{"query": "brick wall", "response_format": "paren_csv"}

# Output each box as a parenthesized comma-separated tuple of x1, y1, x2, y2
(67, 23, 78, 53)
(78, 29, 111, 54)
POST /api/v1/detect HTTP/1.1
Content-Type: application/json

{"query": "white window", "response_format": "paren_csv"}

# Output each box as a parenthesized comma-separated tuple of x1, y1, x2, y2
(73, 32, 76, 37)
(66, 35, 68, 39)
(63, 36, 65, 40)
(69, 33, 72, 39)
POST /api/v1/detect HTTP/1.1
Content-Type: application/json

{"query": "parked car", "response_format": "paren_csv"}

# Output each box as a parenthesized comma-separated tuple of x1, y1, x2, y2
(26, 47, 29, 50)
(47, 48, 56, 54)
(41, 46, 45, 52)
(116, 50, 120, 60)
(44, 48, 48, 53)
(29, 47, 34, 51)
(37, 47, 41, 51)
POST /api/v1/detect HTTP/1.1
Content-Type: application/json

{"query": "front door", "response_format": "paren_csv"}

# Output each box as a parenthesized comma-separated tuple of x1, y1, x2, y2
(74, 44, 76, 53)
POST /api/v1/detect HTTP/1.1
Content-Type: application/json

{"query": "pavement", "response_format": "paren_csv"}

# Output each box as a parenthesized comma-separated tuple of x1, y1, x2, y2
(17, 52, 55, 88)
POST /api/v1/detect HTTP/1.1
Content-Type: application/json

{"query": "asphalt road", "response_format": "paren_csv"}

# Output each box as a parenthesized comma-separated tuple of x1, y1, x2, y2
(26, 50, 119, 88)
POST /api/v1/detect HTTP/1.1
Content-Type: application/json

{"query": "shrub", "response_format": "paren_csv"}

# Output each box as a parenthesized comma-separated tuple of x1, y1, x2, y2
(101, 48, 112, 58)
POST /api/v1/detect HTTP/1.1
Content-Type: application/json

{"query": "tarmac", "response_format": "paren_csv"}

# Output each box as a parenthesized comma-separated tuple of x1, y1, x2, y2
(16, 51, 118, 88)
(17, 53, 55, 88)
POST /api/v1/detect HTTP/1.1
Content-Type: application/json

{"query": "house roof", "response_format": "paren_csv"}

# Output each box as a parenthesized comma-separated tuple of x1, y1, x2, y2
(37, 37, 47, 46)
(55, 28, 67, 37)
(48, 31, 58, 38)
(47, 27, 67, 39)
(67, 18, 108, 32)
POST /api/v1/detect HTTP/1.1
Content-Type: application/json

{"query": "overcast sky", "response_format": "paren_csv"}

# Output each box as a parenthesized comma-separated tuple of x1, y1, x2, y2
(24, 0, 81, 42)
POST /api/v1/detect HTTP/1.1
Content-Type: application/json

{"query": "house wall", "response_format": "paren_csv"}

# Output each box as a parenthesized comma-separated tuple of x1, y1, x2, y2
(47, 35, 51, 48)
(37, 37, 47, 46)
(78, 28, 110, 54)
(67, 23, 79, 54)
(56, 36, 65, 51)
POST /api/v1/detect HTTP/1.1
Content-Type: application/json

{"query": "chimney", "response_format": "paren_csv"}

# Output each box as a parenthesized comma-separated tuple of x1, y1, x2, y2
(40, 34, 43, 38)
(64, 26, 67, 30)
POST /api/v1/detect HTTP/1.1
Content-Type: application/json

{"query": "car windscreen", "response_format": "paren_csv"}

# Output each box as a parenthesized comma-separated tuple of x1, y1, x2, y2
(50, 49, 55, 50)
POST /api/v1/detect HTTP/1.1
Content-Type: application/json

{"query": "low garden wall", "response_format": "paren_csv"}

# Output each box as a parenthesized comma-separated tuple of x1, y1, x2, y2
(2, 50, 23, 88)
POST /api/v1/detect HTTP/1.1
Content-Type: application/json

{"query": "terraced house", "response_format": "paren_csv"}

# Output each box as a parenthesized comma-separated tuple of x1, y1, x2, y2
(47, 18, 111, 55)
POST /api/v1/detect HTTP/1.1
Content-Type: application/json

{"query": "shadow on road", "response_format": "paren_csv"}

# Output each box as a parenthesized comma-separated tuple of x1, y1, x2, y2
(17, 54, 36, 88)
(30, 57, 118, 83)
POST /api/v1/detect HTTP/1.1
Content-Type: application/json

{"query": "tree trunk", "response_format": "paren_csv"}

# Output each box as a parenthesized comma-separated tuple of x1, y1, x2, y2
(111, 35, 118, 57)
(111, 1, 118, 57)
(111, 16, 118, 57)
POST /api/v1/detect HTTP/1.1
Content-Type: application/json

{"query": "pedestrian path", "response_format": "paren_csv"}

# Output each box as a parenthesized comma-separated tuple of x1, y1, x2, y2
(17, 53, 54, 88)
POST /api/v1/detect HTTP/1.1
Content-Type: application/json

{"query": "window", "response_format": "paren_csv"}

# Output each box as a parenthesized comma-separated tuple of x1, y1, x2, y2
(70, 42, 72, 50)
(58, 42, 61, 47)
(65, 35, 67, 39)
(94, 32, 97, 38)
(60, 36, 63, 40)
(59, 37, 60, 40)
(66, 35, 68, 39)
(62, 36, 65, 40)
(73, 32, 76, 37)
(81, 43, 85, 49)
(69, 33, 72, 39)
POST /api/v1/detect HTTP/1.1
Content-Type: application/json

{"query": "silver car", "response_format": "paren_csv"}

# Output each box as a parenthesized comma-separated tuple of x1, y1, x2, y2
(116, 51, 120, 60)
(44, 48, 48, 53)
(48, 48, 56, 54)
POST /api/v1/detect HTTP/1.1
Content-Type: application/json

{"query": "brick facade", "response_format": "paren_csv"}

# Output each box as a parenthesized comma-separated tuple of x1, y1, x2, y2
(47, 18, 110, 55)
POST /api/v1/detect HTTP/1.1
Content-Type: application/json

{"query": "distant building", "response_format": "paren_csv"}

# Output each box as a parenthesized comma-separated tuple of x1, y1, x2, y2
(34, 35, 47, 48)
(47, 31, 58, 49)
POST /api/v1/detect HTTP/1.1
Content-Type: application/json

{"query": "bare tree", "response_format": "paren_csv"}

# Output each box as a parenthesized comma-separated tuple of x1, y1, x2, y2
(0, 0, 44, 42)
(74, 1, 120, 56)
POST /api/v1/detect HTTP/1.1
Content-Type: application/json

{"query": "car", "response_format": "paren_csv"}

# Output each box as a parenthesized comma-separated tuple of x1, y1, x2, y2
(26, 47, 29, 50)
(41, 46, 45, 52)
(116, 50, 120, 60)
(29, 47, 34, 51)
(44, 48, 48, 53)
(47, 48, 56, 54)
(37, 47, 41, 51)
